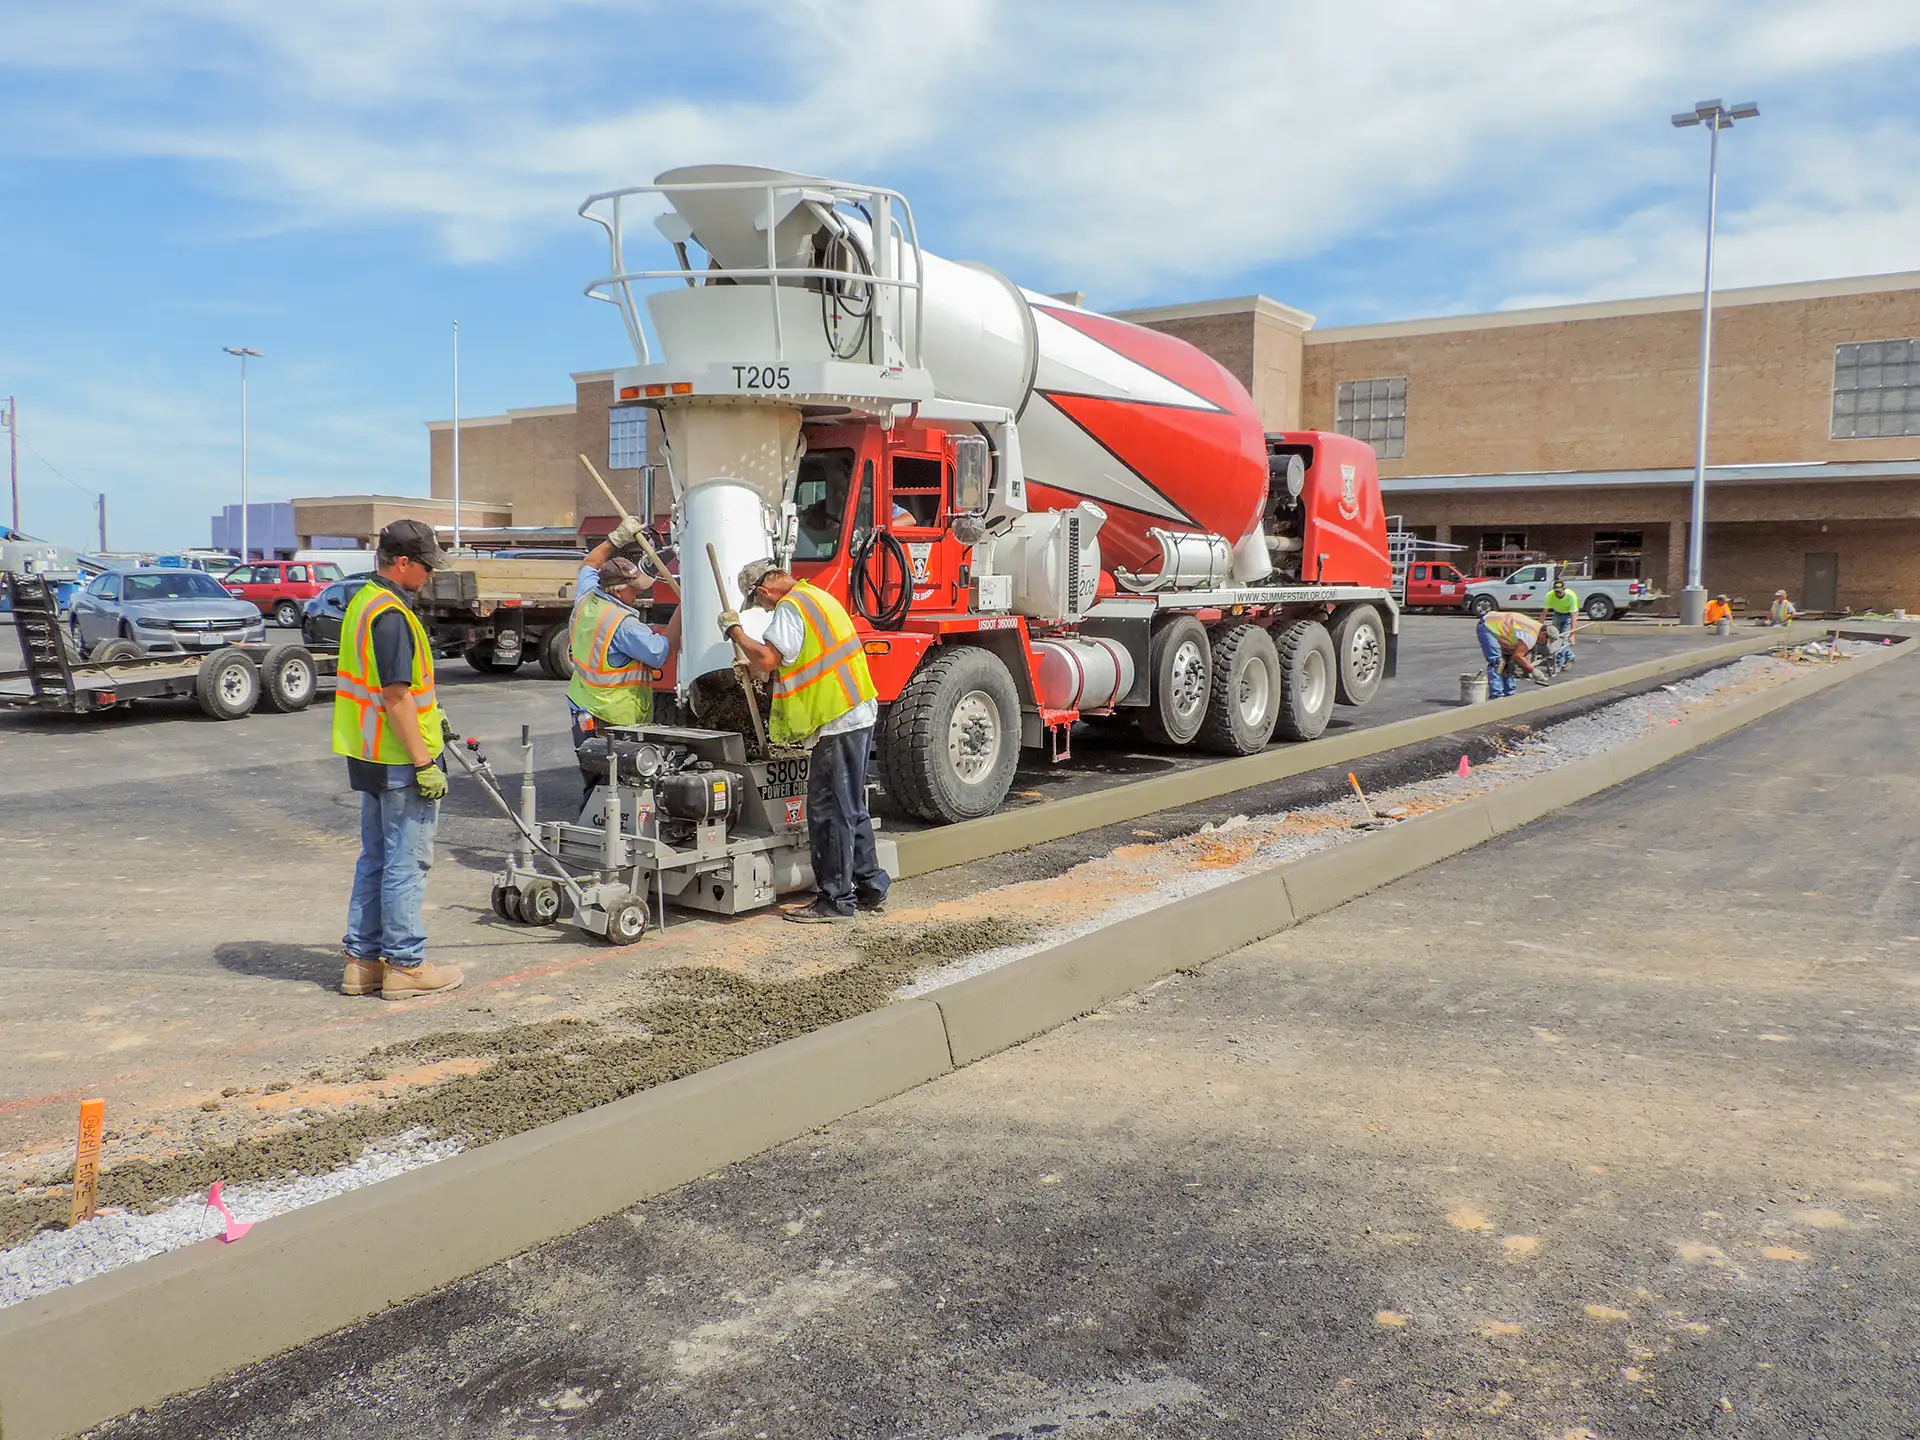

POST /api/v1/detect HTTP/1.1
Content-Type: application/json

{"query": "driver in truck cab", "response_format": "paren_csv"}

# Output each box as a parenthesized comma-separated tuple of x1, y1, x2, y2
(567, 519, 682, 800)
(1477, 609, 1552, 698)
(722, 559, 889, 926)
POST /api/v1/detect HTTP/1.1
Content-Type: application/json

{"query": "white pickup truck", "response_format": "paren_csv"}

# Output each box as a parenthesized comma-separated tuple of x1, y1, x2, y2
(1464, 563, 1659, 622)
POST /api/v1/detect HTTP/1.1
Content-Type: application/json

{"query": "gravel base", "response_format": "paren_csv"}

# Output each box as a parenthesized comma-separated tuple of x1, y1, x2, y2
(900, 652, 1832, 998)
(0, 1130, 461, 1310)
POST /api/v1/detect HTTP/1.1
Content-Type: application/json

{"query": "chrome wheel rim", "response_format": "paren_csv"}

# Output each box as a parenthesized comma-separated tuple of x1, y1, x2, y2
(1347, 624, 1381, 685)
(1237, 656, 1272, 727)
(1167, 638, 1207, 723)
(948, 690, 1002, 784)
(1298, 650, 1328, 713)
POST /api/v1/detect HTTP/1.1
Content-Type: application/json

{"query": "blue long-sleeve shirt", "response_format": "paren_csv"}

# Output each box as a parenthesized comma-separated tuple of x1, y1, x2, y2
(573, 564, 670, 670)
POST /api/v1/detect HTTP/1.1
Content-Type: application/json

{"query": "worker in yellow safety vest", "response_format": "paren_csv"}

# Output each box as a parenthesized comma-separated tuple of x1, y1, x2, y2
(1543, 577, 1579, 641)
(722, 559, 887, 924)
(1476, 609, 1551, 699)
(566, 519, 681, 799)
(331, 519, 464, 1002)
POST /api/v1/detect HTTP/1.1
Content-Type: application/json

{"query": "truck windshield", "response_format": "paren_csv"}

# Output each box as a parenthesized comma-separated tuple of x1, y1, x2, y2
(124, 572, 228, 601)
(792, 448, 857, 561)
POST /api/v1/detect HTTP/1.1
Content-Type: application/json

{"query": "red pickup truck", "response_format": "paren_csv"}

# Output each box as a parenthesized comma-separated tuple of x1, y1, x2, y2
(1402, 559, 1484, 611)
(223, 560, 345, 627)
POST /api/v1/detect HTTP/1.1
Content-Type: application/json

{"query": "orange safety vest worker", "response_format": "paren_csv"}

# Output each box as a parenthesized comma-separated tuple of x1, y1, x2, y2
(332, 582, 443, 764)
(768, 581, 877, 746)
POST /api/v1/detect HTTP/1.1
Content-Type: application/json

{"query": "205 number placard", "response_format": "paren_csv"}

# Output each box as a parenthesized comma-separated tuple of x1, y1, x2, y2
(733, 364, 792, 390)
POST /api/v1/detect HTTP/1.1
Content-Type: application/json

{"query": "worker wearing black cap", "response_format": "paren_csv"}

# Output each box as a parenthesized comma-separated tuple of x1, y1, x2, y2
(567, 520, 681, 798)
(333, 519, 464, 1001)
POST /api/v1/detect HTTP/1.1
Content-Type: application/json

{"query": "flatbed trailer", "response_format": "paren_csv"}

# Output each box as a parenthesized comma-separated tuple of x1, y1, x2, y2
(0, 574, 332, 720)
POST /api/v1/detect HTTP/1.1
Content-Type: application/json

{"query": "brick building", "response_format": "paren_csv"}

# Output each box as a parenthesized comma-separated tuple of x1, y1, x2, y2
(310, 271, 1920, 610)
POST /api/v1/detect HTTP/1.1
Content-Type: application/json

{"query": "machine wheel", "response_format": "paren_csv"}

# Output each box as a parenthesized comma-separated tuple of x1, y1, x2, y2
(537, 626, 573, 681)
(271, 600, 301, 628)
(603, 896, 648, 945)
(1331, 604, 1386, 707)
(1583, 594, 1616, 621)
(523, 880, 562, 926)
(195, 648, 260, 721)
(1138, 615, 1211, 747)
(491, 884, 517, 921)
(1469, 593, 1497, 618)
(879, 645, 1022, 823)
(259, 643, 317, 712)
(1272, 620, 1337, 742)
(91, 638, 143, 664)
(1196, 624, 1281, 756)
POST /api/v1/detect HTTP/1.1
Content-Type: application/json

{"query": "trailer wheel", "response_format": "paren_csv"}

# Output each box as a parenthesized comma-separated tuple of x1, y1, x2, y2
(879, 645, 1021, 823)
(195, 648, 260, 721)
(603, 896, 648, 945)
(91, 639, 143, 664)
(1583, 594, 1616, 621)
(1196, 624, 1281, 755)
(537, 626, 573, 681)
(1469, 593, 1497, 618)
(1272, 620, 1337, 742)
(259, 643, 317, 712)
(1331, 604, 1386, 707)
(1138, 615, 1211, 747)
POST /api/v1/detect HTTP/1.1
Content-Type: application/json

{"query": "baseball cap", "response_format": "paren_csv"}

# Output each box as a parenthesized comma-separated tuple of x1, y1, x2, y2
(378, 518, 449, 570)
(599, 556, 645, 591)
(737, 557, 779, 597)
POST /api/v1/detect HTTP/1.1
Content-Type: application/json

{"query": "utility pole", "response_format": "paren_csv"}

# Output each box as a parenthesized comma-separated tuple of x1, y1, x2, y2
(223, 347, 262, 558)
(452, 320, 462, 550)
(1670, 98, 1759, 627)
(97, 493, 107, 552)
(4, 396, 17, 534)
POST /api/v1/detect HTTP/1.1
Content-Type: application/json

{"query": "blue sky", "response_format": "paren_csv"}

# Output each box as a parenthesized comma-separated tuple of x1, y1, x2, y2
(3, 0, 1917, 553)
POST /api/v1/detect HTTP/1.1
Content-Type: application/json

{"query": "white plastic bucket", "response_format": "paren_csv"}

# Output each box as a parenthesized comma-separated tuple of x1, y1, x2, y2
(1460, 672, 1489, 704)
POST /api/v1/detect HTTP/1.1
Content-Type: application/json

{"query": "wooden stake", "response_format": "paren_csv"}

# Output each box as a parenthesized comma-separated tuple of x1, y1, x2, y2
(71, 1097, 105, 1226)
(577, 453, 681, 600)
(706, 542, 769, 752)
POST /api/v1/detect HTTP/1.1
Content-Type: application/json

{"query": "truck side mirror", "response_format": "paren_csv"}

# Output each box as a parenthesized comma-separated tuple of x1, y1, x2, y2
(952, 435, 990, 515)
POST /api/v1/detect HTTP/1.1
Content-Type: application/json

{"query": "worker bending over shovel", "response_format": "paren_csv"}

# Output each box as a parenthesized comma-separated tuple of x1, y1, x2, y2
(722, 559, 889, 924)
(567, 518, 681, 801)
(1477, 609, 1553, 698)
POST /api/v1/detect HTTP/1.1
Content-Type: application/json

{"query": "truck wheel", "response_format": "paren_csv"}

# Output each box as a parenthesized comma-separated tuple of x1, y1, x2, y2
(879, 645, 1021, 823)
(537, 626, 573, 681)
(1331, 604, 1386, 707)
(1196, 624, 1280, 755)
(1138, 615, 1211, 747)
(195, 649, 260, 721)
(1469, 593, 1497, 618)
(1272, 620, 1337, 742)
(272, 600, 300, 628)
(464, 642, 495, 673)
(91, 639, 143, 664)
(259, 643, 317, 712)
(1583, 594, 1616, 621)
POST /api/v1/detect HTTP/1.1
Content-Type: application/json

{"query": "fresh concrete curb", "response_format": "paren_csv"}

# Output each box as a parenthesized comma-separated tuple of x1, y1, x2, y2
(0, 633, 1904, 1440)
(0, 1003, 952, 1440)
(891, 627, 1795, 878)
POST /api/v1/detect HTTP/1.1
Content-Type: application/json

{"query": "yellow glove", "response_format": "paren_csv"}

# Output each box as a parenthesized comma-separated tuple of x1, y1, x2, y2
(717, 608, 742, 636)
(414, 763, 449, 801)
(609, 516, 643, 548)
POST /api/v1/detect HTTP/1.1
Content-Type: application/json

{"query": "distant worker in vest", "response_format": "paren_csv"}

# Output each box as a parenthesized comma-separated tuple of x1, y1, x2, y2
(1477, 608, 1551, 698)
(1769, 589, 1799, 626)
(1703, 593, 1733, 626)
(567, 519, 682, 798)
(722, 559, 889, 924)
(332, 519, 464, 1001)
(1543, 577, 1579, 641)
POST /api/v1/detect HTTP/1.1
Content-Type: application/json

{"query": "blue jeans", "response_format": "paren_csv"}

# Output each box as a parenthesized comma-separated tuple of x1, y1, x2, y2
(344, 787, 439, 967)
(1476, 621, 1515, 698)
(807, 726, 889, 915)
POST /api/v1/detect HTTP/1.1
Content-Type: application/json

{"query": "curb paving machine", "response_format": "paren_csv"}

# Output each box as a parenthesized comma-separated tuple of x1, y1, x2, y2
(490, 164, 1398, 940)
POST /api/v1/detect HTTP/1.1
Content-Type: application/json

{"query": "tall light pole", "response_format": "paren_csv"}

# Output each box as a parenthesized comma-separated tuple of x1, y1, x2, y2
(1670, 98, 1758, 626)
(3, 396, 17, 534)
(451, 320, 462, 550)
(223, 347, 262, 559)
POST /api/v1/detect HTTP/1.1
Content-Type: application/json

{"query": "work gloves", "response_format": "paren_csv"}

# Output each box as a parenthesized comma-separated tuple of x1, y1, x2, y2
(717, 608, 742, 636)
(415, 763, 449, 801)
(1530, 671, 1551, 687)
(609, 516, 644, 548)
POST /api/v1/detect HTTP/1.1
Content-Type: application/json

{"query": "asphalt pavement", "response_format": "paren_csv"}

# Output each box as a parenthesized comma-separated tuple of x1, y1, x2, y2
(83, 645, 1920, 1438)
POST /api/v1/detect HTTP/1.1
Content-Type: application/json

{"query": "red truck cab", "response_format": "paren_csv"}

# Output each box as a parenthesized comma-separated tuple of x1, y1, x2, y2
(1403, 559, 1480, 611)
(223, 560, 344, 627)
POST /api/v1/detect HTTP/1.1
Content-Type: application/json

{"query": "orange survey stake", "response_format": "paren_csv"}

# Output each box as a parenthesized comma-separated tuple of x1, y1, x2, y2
(70, 1097, 105, 1226)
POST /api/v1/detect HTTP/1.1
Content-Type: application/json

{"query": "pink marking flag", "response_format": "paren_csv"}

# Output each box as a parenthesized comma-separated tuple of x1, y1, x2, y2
(206, 1181, 253, 1244)
(1457, 755, 1471, 778)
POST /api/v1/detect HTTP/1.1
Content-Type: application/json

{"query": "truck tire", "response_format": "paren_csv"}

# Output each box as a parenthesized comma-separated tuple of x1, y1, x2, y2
(91, 638, 143, 664)
(1331, 604, 1386, 707)
(1469, 593, 1497, 618)
(195, 649, 260, 721)
(1196, 623, 1280, 755)
(879, 646, 1021, 823)
(1272, 620, 1337, 742)
(537, 626, 573, 681)
(464, 642, 496, 673)
(259, 643, 317, 713)
(1583, 594, 1616, 621)
(1138, 615, 1211, 747)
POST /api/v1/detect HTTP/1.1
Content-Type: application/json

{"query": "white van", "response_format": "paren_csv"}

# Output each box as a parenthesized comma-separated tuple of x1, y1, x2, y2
(294, 548, 376, 576)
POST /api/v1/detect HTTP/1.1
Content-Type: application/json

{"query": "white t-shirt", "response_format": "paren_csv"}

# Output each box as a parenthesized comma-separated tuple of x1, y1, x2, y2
(764, 598, 879, 739)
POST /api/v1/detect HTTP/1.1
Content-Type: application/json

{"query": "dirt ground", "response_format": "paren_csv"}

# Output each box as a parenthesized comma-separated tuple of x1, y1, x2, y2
(0, 622, 1788, 1238)
(87, 630, 1920, 1438)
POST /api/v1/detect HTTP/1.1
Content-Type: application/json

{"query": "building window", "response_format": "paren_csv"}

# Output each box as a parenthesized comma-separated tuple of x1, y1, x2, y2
(1833, 339, 1920, 438)
(1335, 377, 1407, 459)
(1591, 530, 1645, 580)
(609, 406, 648, 469)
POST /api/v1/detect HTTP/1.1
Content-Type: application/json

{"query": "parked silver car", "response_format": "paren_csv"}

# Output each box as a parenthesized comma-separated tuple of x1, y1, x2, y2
(67, 567, 267, 655)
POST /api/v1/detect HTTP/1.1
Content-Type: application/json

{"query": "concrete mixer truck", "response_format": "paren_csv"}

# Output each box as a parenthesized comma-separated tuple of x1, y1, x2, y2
(486, 165, 1397, 938)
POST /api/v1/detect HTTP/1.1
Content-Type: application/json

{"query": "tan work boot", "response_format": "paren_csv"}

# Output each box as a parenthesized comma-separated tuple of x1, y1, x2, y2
(340, 956, 386, 996)
(380, 960, 464, 1002)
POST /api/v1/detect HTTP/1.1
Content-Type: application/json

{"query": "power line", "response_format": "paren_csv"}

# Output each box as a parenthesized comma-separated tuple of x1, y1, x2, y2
(16, 432, 99, 498)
